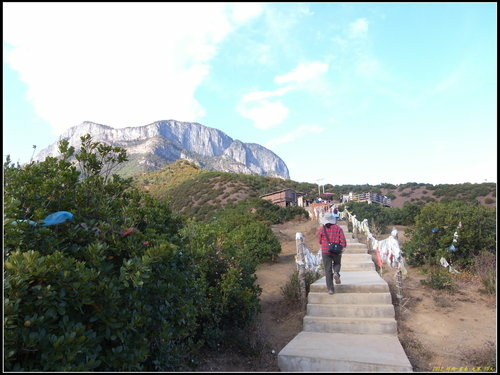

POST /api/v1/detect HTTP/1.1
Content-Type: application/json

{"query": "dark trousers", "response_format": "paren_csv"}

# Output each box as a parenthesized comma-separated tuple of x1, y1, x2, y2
(322, 252, 342, 291)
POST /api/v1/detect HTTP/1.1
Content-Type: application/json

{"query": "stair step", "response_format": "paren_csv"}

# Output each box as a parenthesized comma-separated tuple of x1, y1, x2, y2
(341, 262, 375, 271)
(310, 272, 390, 294)
(278, 331, 412, 372)
(341, 253, 372, 261)
(308, 292, 392, 304)
(307, 303, 395, 318)
(303, 316, 397, 334)
(310, 282, 389, 294)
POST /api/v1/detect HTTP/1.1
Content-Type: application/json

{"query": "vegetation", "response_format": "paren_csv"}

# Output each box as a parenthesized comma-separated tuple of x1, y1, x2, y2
(281, 270, 322, 303)
(473, 251, 496, 294)
(419, 266, 457, 291)
(3, 136, 281, 371)
(4, 133, 497, 370)
(402, 201, 496, 270)
(344, 201, 423, 233)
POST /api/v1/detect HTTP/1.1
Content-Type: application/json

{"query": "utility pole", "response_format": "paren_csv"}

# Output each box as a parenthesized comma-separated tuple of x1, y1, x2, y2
(316, 178, 324, 198)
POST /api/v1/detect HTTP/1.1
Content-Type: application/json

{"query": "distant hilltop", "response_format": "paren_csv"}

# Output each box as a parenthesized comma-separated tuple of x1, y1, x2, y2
(33, 120, 290, 179)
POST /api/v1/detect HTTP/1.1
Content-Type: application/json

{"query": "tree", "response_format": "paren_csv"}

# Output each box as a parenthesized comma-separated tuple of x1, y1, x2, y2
(403, 201, 496, 269)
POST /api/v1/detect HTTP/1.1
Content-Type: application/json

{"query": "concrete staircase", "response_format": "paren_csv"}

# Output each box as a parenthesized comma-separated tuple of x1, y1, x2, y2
(278, 224, 412, 372)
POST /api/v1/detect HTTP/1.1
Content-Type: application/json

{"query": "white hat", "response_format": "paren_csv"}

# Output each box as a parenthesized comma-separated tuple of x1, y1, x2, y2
(320, 212, 337, 225)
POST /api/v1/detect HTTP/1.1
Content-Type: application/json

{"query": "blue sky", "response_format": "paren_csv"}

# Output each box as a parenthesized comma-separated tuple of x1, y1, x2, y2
(3, 2, 497, 185)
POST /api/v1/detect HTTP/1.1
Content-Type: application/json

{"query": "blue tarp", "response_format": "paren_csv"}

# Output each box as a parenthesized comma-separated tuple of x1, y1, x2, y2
(41, 211, 74, 226)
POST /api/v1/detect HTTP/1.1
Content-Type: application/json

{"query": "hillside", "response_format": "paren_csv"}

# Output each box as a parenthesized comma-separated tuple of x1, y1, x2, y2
(133, 160, 317, 220)
(132, 160, 496, 220)
(378, 182, 496, 208)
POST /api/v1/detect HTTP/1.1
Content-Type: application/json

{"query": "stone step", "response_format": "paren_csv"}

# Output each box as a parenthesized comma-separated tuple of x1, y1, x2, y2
(278, 331, 412, 372)
(343, 241, 366, 247)
(310, 273, 390, 294)
(308, 292, 392, 305)
(343, 247, 368, 254)
(303, 316, 397, 335)
(341, 262, 375, 271)
(307, 303, 395, 318)
(310, 282, 389, 294)
(341, 253, 372, 262)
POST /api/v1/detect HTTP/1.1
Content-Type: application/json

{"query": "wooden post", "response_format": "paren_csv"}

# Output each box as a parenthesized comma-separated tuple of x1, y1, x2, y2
(295, 232, 307, 310)
(394, 269, 403, 317)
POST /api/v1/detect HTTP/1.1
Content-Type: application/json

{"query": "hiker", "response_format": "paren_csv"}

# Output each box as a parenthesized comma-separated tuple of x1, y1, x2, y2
(318, 212, 347, 294)
(332, 207, 341, 221)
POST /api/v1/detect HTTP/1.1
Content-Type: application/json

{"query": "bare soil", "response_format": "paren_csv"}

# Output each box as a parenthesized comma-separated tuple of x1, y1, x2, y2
(195, 219, 496, 372)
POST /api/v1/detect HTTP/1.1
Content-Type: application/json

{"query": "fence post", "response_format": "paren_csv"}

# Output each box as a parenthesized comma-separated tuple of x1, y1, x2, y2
(394, 269, 403, 316)
(295, 232, 307, 310)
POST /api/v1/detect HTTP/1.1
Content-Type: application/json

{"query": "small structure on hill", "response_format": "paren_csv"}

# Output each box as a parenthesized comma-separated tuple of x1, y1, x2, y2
(260, 189, 304, 207)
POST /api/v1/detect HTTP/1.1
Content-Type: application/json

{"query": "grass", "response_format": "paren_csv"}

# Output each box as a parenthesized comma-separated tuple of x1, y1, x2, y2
(461, 341, 496, 371)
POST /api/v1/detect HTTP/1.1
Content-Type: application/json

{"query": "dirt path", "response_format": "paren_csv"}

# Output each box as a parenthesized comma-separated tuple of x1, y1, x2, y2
(254, 219, 318, 355)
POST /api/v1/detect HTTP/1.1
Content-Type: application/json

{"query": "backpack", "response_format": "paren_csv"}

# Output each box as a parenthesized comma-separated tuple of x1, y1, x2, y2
(322, 225, 343, 254)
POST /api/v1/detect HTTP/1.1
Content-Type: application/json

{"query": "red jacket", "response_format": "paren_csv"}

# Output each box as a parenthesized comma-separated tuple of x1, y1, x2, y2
(318, 224, 347, 253)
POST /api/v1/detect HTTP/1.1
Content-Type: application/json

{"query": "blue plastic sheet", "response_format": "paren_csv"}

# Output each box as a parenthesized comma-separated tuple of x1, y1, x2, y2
(41, 211, 74, 226)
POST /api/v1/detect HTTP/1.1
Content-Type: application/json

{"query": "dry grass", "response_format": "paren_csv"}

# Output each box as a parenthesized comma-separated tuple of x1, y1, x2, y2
(460, 341, 497, 371)
(398, 329, 433, 371)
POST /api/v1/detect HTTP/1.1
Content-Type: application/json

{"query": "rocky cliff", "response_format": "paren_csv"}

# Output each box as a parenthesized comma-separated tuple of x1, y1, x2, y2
(33, 120, 290, 179)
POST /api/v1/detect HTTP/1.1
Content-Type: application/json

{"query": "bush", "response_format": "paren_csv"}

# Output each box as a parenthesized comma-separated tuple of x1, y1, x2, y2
(473, 251, 496, 295)
(180, 217, 263, 349)
(281, 270, 322, 303)
(420, 267, 456, 291)
(4, 136, 204, 371)
(403, 201, 496, 268)
(219, 197, 308, 225)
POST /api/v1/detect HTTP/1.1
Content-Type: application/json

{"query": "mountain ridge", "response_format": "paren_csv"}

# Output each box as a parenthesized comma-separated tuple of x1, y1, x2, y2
(33, 120, 290, 178)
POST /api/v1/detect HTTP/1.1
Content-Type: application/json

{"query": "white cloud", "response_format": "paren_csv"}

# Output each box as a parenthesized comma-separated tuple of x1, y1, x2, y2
(237, 100, 289, 130)
(241, 86, 293, 103)
(227, 2, 264, 23)
(265, 124, 324, 148)
(3, 3, 263, 134)
(237, 60, 328, 129)
(349, 18, 369, 39)
(274, 61, 328, 85)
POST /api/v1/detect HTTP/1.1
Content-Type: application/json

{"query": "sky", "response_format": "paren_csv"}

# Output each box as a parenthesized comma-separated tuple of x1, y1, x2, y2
(3, 2, 497, 186)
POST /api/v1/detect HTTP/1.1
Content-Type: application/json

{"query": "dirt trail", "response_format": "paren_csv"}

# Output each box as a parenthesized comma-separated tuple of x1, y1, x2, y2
(254, 219, 318, 356)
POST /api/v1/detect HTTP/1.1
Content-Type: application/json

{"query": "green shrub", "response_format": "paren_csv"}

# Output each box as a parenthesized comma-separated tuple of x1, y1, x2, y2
(403, 201, 496, 268)
(180, 218, 262, 349)
(4, 136, 204, 371)
(281, 270, 322, 303)
(420, 267, 456, 291)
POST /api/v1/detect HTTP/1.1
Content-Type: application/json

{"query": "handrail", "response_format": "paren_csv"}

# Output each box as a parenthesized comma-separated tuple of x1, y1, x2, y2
(340, 209, 406, 273)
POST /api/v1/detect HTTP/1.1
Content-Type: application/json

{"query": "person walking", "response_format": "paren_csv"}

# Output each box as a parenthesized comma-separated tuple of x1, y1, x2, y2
(318, 212, 347, 294)
(332, 207, 341, 221)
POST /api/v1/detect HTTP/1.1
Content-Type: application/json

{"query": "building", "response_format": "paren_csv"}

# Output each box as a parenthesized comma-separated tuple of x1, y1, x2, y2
(342, 192, 392, 207)
(260, 189, 304, 207)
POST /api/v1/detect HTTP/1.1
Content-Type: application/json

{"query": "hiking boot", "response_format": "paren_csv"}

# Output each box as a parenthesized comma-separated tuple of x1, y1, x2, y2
(334, 273, 341, 284)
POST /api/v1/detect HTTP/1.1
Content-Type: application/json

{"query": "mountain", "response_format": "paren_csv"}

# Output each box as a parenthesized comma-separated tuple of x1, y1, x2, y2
(33, 120, 290, 179)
